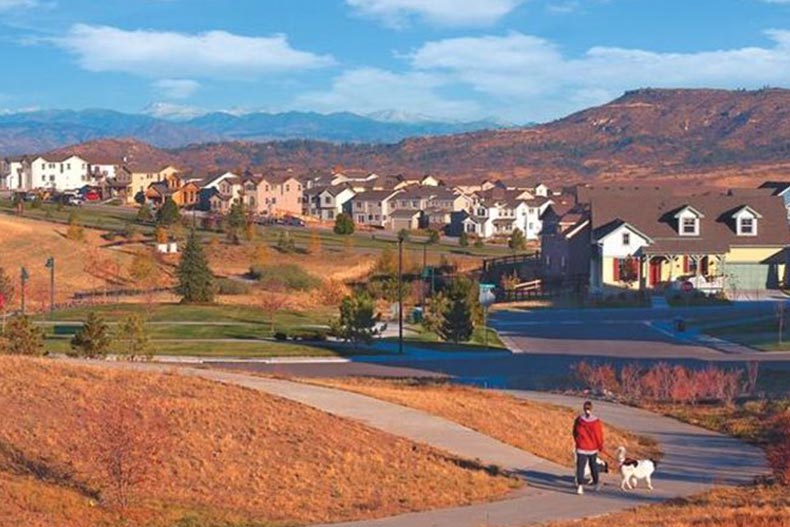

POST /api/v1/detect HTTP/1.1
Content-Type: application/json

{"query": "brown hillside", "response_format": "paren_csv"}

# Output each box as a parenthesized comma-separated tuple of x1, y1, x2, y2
(50, 88, 790, 186)
(0, 357, 514, 527)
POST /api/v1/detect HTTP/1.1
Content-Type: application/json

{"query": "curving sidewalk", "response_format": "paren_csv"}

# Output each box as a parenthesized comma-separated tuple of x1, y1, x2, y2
(86, 362, 769, 527)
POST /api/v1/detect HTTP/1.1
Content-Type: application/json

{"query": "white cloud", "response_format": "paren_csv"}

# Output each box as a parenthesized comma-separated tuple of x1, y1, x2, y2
(53, 24, 334, 79)
(152, 78, 200, 99)
(142, 102, 207, 121)
(293, 67, 480, 120)
(345, 0, 524, 27)
(406, 30, 790, 121)
(0, 0, 37, 10)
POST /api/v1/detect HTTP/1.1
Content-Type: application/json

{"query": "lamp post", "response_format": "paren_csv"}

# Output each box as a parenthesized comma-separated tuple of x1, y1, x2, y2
(20, 266, 29, 316)
(45, 256, 55, 318)
(397, 232, 405, 355)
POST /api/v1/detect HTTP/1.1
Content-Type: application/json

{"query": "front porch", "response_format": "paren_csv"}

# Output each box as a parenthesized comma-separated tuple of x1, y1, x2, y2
(596, 253, 727, 293)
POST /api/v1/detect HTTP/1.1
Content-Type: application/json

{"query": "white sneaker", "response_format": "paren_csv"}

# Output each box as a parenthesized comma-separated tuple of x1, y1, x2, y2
(577, 485, 584, 495)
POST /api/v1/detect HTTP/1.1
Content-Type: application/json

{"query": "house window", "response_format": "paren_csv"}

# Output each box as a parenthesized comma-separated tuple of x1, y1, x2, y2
(358, 215, 365, 223)
(286, 185, 290, 192)
(324, 196, 331, 204)
(738, 217, 756, 236)
(681, 217, 698, 236)
(622, 232, 630, 246)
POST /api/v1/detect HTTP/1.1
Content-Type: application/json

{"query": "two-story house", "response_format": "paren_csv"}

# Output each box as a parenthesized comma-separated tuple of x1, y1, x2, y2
(304, 185, 356, 221)
(254, 171, 304, 217)
(30, 154, 90, 191)
(0, 156, 32, 190)
(350, 189, 402, 227)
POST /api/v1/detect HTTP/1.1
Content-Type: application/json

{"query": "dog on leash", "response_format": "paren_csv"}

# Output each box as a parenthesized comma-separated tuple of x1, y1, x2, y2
(616, 446, 657, 491)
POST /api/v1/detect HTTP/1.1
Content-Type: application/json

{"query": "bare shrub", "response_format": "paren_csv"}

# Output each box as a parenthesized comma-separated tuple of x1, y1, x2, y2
(572, 361, 619, 394)
(766, 413, 790, 486)
(619, 363, 643, 401)
(640, 362, 674, 401)
(83, 391, 169, 508)
(669, 365, 699, 404)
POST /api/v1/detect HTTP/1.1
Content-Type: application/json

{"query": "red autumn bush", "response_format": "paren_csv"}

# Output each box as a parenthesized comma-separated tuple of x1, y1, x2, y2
(766, 412, 790, 486)
(571, 361, 744, 405)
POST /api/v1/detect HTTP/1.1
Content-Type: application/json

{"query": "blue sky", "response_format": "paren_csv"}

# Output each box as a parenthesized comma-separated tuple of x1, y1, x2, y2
(2, 0, 790, 123)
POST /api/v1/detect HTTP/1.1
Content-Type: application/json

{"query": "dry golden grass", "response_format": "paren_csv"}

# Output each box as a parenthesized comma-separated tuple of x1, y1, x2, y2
(308, 378, 660, 467)
(0, 215, 135, 307)
(0, 357, 516, 527)
(545, 485, 790, 527)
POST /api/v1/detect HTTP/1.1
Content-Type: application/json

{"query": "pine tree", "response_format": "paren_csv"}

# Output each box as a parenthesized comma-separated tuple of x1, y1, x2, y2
(459, 231, 469, 247)
(427, 229, 441, 244)
(156, 197, 180, 226)
(509, 227, 527, 252)
(225, 200, 246, 244)
(438, 279, 475, 343)
(69, 312, 111, 358)
(333, 213, 355, 235)
(0, 267, 15, 308)
(333, 290, 380, 343)
(66, 212, 84, 241)
(136, 203, 154, 223)
(176, 230, 215, 303)
(1, 315, 45, 356)
(117, 313, 151, 361)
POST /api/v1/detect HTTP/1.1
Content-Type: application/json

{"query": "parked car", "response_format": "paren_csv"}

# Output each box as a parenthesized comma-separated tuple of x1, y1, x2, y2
(283, 215, 306, 227)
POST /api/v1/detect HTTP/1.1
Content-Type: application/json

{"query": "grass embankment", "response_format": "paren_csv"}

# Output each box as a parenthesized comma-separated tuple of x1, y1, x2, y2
(701, 316, 790, 351)
(546, 485, 788, 527)
(40, 303, 348, 357)
(547, 399, 790, 527)
(308, 378, 660, 467)
(0, 357, 517, 527)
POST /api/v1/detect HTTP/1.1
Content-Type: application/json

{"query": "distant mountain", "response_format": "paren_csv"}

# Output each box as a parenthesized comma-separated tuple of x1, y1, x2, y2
(39, 88, 790, 189)
(0, 107, 510, 155)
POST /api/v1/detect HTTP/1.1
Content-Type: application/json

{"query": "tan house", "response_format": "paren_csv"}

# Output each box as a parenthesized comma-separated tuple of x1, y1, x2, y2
(145, 172, 200, 207)
(208, 176, 244, 214)
(586, 189, 790, 294)
(350, 189, 402, 227)
(254, 171, 304, 217)
(115, 164, 181, 204)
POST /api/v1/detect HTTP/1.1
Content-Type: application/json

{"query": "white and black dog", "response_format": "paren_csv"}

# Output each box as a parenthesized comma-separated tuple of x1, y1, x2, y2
(616, 446, 657, 491)
(573, 450, 610, 483)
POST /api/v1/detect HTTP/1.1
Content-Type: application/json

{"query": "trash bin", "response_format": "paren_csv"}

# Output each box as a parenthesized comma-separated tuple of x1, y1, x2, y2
(674, 317, 686, 332)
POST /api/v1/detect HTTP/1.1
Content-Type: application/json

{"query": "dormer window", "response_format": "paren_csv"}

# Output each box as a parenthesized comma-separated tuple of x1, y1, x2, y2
(733, 206, 761, 236)
(739, 217, 755, 235)
(681, 217, 699, 236)
(674, 206, 703, 236)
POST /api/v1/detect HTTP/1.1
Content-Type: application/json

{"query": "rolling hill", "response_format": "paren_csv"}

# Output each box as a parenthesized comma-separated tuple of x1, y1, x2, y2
(44, 88, 790, 187)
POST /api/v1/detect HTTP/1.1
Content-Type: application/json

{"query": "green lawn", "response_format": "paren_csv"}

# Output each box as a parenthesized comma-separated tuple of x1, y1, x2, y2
(383, 325, 507, 352)
(43, 337, 365, 358)
(0, 200, 140, 232)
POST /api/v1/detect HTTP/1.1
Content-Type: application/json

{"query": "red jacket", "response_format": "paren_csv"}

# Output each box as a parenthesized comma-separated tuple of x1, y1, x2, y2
(573, 414, 604, 453)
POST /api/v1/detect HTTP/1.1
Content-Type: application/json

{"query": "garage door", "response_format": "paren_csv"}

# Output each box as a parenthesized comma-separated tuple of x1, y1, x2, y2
(725, 263, 776, 290)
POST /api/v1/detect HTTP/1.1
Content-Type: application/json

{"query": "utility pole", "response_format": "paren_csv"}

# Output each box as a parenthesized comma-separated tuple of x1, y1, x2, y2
(398, 233, 404, 355)
(45, 256, 55, 318)
(20, 266, 28, 316)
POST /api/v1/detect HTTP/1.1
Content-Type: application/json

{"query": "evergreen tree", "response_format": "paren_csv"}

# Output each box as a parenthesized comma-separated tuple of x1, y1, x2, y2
(225, 200, 246, 244)
(333, 290, 381, 343)
(117, 313, 151, 361)
(333, 213, 355, 235)
(438, 279, 475, 343)
(0, 267, 15, 309)
(1, 315, 45, 356)
(427, 229, 441, 244)
(69, 312, 111, 358)
(508, 227, 527, 252)
(66, 212, 84, 241)
(176, 230, 215, 303)
(136, 203, 154, 223)
(459, 231, 469, 247)
(156, 197, 180, 226)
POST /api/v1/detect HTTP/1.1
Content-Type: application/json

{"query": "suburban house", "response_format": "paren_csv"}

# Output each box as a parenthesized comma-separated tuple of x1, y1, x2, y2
(254, 171, 304, 217)
(0, 156, 32, 190)
(350, 189, 402, 227)
(144, 171, 200, 208)
(584, 189, 790, 294)
(30, 154, 90, 191)
(304, 185, 355, 221)
(758, 181, 790, 220)
(424, 188, 475, 228)
(114, 164, 181, 204)
(451, 189, 552, 240)
(540, 203, 592, 283)
(390, 209, 424, 231)
(208, 175, 244, 214)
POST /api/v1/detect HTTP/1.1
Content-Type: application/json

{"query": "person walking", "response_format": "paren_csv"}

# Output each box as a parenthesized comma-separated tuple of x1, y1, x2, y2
(573, 400, 604, 495)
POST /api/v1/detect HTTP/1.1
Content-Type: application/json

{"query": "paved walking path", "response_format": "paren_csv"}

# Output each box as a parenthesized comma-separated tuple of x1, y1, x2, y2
(93, 361, 769, 527)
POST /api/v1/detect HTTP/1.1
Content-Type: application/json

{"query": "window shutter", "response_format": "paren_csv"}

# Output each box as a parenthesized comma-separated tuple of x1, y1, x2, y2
(683, 256, 689, 273)
(613, 258, 620, 282)
(631, 258, 640, 278)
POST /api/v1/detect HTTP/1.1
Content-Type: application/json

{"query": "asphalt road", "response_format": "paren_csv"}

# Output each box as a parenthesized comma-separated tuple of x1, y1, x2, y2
(199, 302, 790, 390)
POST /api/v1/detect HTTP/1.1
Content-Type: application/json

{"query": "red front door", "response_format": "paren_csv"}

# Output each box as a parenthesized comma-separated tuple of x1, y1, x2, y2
(649, 258, 662, 287)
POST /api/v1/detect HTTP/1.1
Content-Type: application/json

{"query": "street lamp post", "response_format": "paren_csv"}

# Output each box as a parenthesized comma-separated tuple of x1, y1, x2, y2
(398, 233, 405, 355)
(45, 256, 55, 318)
(20, 266, 29, 316)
